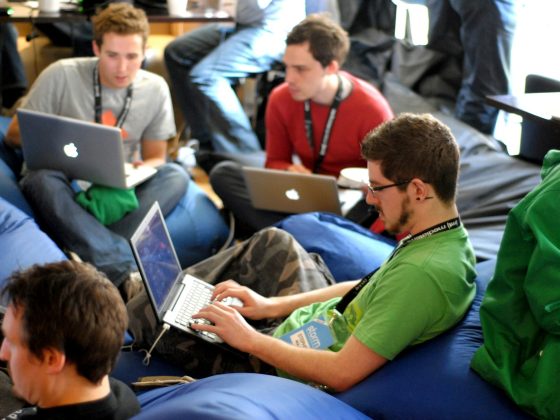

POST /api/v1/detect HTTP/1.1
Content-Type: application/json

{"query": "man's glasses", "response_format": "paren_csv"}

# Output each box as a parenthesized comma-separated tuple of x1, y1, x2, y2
(367, 180, 411, 195)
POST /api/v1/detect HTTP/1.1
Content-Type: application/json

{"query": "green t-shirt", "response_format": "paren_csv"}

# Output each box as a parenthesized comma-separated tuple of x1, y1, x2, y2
(273, 225, 477, 378)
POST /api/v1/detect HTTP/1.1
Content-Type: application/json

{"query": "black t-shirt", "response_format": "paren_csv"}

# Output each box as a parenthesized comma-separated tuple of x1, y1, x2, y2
(2, 378, 140, 420)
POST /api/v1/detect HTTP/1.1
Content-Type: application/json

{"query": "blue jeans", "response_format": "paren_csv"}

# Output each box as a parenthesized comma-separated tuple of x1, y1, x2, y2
(164, 24, 286, 153)
(20, 163, 189, 287)
(0, 23, 27, 108)
(426, 0, 518, 134)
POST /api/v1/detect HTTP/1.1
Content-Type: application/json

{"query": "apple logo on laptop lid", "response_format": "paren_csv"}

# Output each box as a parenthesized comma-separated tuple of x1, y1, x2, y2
(63, 142, 78, 158)
(285, 188, 300, 201)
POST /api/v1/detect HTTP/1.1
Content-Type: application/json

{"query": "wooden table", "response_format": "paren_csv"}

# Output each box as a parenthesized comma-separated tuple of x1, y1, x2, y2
(0, 0, 232, 23)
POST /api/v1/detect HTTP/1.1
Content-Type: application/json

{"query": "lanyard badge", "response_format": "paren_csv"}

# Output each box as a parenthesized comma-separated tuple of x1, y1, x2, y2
(93, 63, 133, 128)
(278, 315, 335, 350)
(335, 217, 462, 314)
(304, 74, 344, 173)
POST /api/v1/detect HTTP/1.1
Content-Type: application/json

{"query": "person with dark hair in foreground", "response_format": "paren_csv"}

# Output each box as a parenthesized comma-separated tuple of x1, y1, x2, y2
(0, 261, 139, 419)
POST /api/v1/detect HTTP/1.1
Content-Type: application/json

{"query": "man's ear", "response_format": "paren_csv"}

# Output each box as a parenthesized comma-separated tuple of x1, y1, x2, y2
(325, 60, 340, 75)
(92, 40, 100, 57)
(42, 347, 66, 374)
(410, 178, 430, 200)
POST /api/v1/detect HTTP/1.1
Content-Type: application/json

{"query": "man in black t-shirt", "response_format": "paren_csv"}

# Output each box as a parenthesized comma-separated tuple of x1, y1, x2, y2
(0, 261, 139, 419)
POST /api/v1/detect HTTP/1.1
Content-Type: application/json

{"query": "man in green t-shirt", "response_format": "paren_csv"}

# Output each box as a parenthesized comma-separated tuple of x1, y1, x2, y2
(129, 113, 477, 391)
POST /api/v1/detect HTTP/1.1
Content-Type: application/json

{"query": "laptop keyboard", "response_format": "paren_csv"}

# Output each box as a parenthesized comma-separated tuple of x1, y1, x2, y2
(123, 163, 157, 186)
(175, 280, 221, 342)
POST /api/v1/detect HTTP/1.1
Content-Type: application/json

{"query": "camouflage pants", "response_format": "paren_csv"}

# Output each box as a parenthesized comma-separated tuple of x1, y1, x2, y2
(127, 227, 335, 378)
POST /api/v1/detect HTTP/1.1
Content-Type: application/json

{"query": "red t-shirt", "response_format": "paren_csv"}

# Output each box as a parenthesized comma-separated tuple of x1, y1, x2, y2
(265, 71, 394, 176)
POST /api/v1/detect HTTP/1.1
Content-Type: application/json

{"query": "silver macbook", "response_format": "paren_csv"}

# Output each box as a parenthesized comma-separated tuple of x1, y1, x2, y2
(130, 202, 242, 345)
(242, 167, 362, 216)
(17, 109, 156, 189)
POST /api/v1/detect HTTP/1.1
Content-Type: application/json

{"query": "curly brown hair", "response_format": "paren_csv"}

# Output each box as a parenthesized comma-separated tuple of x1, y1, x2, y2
(361, 113, 460, 204)
(91, 3, 149, 48)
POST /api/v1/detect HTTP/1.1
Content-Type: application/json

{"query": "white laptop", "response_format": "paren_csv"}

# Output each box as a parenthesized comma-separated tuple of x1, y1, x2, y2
(129, 202, 242, 345)
(17, 109, 156, 189)
(242, 167, 363, 216)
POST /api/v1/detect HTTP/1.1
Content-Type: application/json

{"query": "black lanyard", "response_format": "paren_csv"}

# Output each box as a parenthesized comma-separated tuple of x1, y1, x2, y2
(304, 74, 344, 173)
(93, 63, 133, 128)
(335, 217, 462, 313)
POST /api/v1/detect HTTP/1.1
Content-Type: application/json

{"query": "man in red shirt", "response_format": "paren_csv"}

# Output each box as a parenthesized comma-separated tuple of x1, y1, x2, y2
(210, 15, 394, 237)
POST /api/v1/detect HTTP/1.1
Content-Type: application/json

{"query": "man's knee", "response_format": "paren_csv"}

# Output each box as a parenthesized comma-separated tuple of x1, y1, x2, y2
(209, 160, 242, 192)
(250, 227, 295, 248)
(20, 169, 67, 195)
(163, 44, 175, 65)
(163, 38, 185, 65)
(157, 163, 190, 194)
(190, 56, 225, 85)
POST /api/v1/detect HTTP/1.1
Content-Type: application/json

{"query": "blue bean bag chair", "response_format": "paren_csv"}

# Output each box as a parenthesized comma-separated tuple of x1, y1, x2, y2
(275, 212, 395, 281)
(0, 154, 33, 216)
(0, 196, 66, 287)
(335, 259, 530, 419)
(135, 373, 369, 419)
(166, 181, 229, 268)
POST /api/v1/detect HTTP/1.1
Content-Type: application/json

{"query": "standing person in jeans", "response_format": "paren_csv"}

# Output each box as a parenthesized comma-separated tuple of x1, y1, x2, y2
(425, 0, 518, 134)
(209, 14, 394, 237)
(164, 0, 305, 153)
(4, 3, 188, 297)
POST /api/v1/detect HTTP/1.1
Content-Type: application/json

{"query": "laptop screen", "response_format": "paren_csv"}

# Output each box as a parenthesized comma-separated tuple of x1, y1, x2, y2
(131, 204, 182, 313)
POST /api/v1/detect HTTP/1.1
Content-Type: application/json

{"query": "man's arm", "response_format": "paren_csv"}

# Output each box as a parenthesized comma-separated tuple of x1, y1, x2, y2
(264, 88, 297, 171)
(193, 301, 387, 391)
(286, 163, 311, 174)
(212, 279, 359, 319)
(4, 116, 21, 148)
(139, 139, 168, 167)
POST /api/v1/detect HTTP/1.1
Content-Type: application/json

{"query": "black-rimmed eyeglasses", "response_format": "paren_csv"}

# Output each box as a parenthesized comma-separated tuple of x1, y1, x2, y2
(367, 180, 411, 195)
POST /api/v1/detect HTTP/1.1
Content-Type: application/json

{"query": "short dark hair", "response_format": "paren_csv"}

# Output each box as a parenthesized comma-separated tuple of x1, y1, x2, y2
(92, 3, 149, 48)
(1, 261, 127, 384)
(361, 113, 460, 203)
(286, 14, 349, 67)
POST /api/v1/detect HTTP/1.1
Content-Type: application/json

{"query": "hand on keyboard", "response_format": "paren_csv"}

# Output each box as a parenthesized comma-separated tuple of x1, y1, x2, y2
(219, 296, 244, 307)
(192, 300, 258, 352)
(212, 280, 277, 320)
(189, 318, 223, 343)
